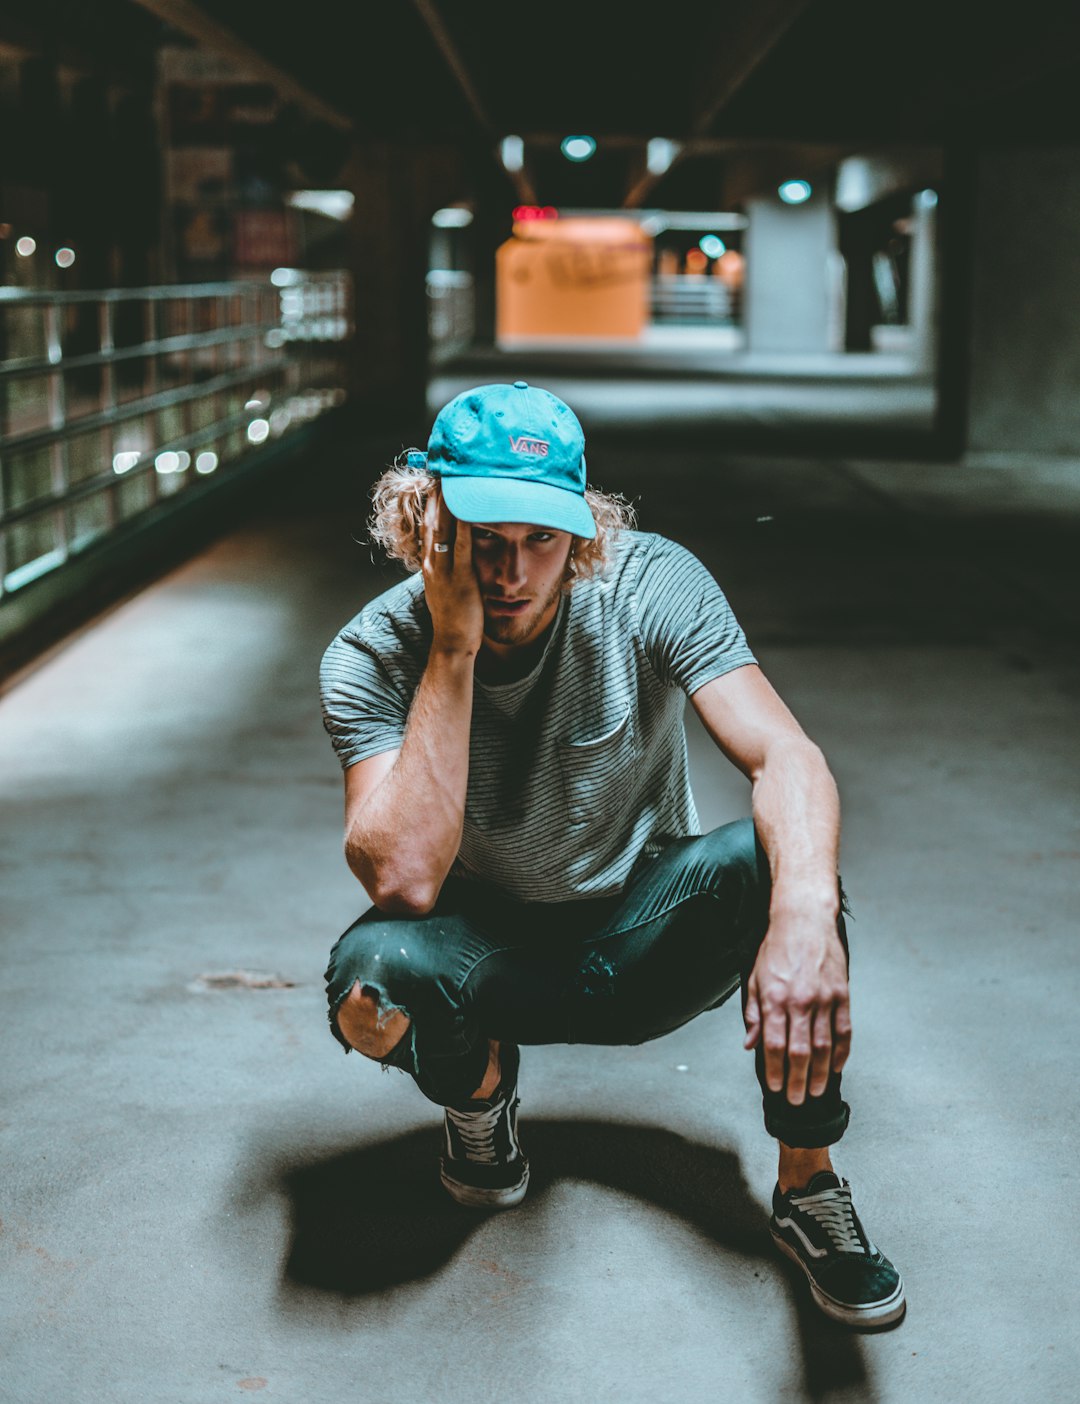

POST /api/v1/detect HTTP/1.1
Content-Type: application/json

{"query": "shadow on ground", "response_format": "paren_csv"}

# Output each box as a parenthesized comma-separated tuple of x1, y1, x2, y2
(241, 1117, 887, 1400)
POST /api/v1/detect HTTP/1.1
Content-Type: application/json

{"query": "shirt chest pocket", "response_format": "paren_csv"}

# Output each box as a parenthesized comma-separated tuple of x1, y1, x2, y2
(560, 706, 638, 828)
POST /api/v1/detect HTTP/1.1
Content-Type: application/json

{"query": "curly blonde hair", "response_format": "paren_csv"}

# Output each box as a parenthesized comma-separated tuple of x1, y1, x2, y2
(368, 454, 636, 587)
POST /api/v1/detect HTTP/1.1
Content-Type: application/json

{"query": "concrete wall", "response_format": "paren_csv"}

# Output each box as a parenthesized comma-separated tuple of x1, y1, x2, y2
(744, 192, 839, 353)
(968, 148, 1080, 455)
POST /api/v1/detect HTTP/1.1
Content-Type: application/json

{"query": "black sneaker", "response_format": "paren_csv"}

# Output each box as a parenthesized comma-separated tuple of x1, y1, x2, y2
(770, 1171, 906, 1327)
(439, 1042, 529, 1209)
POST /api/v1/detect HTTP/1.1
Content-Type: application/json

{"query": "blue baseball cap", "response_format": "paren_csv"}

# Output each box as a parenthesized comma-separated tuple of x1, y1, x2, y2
(412, 381, 596, 540)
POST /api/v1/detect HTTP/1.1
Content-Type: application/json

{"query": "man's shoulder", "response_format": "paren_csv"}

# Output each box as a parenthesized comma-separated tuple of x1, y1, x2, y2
(596, 529, 693, 591)
(586, 528, 661, 579)
(323, 572, 428, 668)
(565, 532, 688, 619)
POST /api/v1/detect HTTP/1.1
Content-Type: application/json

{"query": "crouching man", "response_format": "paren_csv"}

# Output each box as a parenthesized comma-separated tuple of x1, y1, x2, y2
(319, 381, 904, 1328)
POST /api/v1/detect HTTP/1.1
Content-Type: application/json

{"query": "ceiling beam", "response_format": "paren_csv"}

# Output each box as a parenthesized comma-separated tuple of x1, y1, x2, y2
(130, 0, 352, 129)
(623, 0, 814, 208)
(409, 0, 536, 204)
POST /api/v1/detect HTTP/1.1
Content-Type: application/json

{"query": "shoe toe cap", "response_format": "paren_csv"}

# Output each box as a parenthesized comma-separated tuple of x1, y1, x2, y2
(819, 1252, 902, 1305)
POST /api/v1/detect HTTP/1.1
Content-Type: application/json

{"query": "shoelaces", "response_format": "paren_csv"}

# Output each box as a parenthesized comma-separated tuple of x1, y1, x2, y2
(445, 1098, 505, 1164)
(791, 1182, 866, 1255)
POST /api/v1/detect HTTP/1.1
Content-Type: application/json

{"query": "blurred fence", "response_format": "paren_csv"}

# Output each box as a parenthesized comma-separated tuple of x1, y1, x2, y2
(427, 270, 475, 361)
(650, 275, 737, 325)
(0, 271, 351, 606)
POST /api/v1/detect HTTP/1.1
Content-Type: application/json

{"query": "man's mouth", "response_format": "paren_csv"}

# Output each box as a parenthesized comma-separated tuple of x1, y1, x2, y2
(484, 598, 530, 615)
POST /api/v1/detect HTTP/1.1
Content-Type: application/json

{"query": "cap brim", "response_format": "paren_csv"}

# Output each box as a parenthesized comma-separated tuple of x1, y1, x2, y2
(441, 475, 596, 540)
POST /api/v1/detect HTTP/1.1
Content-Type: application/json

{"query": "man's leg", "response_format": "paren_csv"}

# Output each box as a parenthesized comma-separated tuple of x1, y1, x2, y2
(559, 818, 851, 1157)
(562, 818, 902, 1326)
(333, 982, 502, 1093)
(323, 883, 589, 1208)
(324, 896, 504, 1107)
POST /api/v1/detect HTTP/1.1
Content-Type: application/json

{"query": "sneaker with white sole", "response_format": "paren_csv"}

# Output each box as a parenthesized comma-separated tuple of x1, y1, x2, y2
(439, 1042, 529, 1209)
(770, 1170, 906, 1327)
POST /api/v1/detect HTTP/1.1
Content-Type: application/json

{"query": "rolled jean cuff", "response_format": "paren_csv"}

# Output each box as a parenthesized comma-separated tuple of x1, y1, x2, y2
(763, 1097, 850, 1149)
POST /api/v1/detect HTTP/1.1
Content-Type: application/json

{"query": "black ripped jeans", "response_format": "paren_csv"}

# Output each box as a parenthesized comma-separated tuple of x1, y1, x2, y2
(324, 818, 851, 1148)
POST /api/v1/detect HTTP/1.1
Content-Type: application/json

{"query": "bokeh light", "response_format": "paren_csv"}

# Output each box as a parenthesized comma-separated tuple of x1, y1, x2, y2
(778, 180, 812, 205)
(561, 135, 596, 163)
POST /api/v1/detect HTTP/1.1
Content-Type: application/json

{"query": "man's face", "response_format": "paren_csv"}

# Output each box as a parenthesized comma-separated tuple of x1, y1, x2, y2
(470, 521, 573, 651)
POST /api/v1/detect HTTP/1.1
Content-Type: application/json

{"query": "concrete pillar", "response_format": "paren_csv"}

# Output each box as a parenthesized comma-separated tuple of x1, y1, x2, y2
(967, 147, 1080, 456)
(743, 188, 840, 354)
(342, 140, 469, 421)
(109, 88, 162, 286)
(908, 189, 939, 372)
(60, 77, 113, 288)
(469, 165, 514, 347)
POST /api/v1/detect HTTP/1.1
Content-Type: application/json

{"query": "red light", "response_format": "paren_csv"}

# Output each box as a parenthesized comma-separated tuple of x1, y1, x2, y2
(513, 205, 560, 222)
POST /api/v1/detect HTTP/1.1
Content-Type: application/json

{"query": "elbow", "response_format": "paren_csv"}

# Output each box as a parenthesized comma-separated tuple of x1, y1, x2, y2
(344, 832, 444, 915)
(346, 848, 438, 915)
(365, 864, 435, 909)
(368, 883, 438, 917)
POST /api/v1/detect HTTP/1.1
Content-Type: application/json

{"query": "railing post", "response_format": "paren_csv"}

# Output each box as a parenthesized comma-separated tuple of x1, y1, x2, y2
(143, 296, 160, 505)
(99, 296, 118, 529)
(44, 300, 70, 566)
(0, 439, 6, 601)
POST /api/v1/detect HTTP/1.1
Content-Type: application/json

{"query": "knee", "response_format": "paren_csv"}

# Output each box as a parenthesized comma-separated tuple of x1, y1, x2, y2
(700, 818, 769, 894)
(733, 816, 765, 871)
(333, 979, 412, 1059)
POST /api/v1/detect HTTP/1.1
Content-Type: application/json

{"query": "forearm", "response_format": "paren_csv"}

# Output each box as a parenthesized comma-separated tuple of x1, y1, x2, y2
(751, 737, 841, 922)
(346, 647, 474, 911)
(745, 737, 851, 1100)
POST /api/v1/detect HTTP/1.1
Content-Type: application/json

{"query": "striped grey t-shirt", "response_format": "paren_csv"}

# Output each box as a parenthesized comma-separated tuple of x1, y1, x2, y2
(320, 530, 756, 903)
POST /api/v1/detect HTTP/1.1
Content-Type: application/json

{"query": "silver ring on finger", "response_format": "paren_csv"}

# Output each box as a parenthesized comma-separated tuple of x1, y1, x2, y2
(433, 542, 450, 553)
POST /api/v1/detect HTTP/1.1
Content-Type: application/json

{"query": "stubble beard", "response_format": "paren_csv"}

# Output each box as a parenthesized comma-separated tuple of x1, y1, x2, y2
(482, 574, 565, 647)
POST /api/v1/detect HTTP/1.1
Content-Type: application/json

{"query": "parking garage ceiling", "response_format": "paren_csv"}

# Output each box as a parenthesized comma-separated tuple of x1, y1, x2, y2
(8, 0, 1080, 206)
(181, 0, 1080, 140)
(162, 0, 1080, 203)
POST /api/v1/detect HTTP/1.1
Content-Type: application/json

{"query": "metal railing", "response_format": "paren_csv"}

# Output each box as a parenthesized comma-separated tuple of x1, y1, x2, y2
(427, 270, 475, 360)
(0, 271, 351, 601)
(651, 275, 738, 325)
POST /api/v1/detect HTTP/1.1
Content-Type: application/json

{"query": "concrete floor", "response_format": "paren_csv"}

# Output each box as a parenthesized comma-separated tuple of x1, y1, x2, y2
(2, 376, 1079, 1403)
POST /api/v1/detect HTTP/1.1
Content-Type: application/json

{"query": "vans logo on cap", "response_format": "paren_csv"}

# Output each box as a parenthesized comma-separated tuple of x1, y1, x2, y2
(509, 435, 549, 456)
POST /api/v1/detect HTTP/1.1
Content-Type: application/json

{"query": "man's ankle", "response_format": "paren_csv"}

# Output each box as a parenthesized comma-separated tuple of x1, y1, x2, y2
(469, 1039, 501, 1100)
(777, 1144, 834, 1194)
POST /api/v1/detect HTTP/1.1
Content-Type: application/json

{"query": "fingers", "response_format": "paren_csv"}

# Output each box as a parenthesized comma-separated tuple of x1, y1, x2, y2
(421, 488, 439, 561)
(428, 488, 475, 584)
(423, 484, 455, 566)
(808, 1004, 834, 1098)
(832, 991, 852, 1073)
(784, 1009, 812, 1105)
(761, 1002, 789, 1096)
(750, 987, 847, 1103)
(743, 983, 761, 1051)
(746, 936, 853, 1104)
(452, 516, 472, 573)
(434, 483, 454, 545)
(782, 1000, 851, 1103)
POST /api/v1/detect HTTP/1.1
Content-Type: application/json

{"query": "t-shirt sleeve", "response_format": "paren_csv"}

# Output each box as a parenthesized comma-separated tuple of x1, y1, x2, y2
(633, 536, 756, 694)
(319, 631, 410, 769)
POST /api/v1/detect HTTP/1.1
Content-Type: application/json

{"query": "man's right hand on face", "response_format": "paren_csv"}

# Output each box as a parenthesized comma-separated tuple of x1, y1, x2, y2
(422, 486, 484, 656)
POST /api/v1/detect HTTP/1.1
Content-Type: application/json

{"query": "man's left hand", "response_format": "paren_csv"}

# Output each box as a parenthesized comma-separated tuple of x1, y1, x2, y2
(743, 915, 851, 1105)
